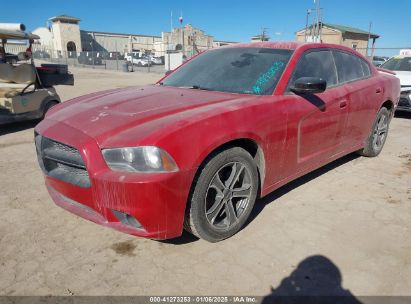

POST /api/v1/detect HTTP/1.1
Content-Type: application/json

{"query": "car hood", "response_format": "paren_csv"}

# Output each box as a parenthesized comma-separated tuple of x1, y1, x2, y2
(45, 85, 248, 145)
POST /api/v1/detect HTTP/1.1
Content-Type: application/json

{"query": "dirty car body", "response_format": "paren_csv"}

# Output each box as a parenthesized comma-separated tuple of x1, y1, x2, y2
(35, 42, 400, 241)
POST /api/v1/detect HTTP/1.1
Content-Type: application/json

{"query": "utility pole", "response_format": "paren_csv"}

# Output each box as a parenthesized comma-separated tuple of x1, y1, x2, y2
(366, 21, 372, 58)
(314, 0, 321, 42)
(261, 27, 268, 41)
(305, 9, 311, 42)
(170, 11, 173, 32)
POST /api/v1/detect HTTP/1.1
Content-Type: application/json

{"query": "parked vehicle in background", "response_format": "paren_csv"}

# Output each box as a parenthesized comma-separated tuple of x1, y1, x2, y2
(33, 50, 51, 59)
(78, 52, 103, 65)
(126, 55, 152, 66)
(124, 52, 141, 62)
(144, 55, 163, 65)
(35, 42, 400, 242)
(380, 55, 411, 112)
(372, 56, 388, 67)
(108, 51, 123, 60)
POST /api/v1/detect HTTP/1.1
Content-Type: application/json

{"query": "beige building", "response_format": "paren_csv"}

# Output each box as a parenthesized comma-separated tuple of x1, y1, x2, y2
(33, 15, 82, 55)
(33, 15, 237, 57)
(296, 22, 379, 56)
(162, 24, 214, 57)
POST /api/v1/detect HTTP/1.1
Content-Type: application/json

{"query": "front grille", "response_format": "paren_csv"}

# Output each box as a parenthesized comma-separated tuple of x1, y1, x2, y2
(35, 133, 91, 188)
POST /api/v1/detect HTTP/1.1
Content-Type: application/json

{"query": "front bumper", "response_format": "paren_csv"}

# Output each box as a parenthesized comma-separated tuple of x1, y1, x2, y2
(35, 120, 196, 240)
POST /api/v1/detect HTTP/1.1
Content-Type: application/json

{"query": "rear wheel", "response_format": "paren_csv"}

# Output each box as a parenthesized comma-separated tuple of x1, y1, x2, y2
(357, 107, 390, 157)
(185, 147, 258, 242)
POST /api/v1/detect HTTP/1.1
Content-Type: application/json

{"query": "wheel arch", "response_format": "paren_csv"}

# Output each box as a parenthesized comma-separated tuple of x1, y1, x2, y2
(183, 137, 266, 235)
(381, 99, 394, 113)
(192, 137, 266, 197)
(40, 95, 61, 111)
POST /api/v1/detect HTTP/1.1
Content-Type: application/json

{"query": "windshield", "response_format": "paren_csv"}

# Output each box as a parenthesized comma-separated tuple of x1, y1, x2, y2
(162, 47, 293, 95)
(381, 57, 411, 71)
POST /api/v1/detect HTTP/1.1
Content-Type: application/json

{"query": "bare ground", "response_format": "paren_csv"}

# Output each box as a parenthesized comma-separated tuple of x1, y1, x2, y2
(0, 67, 410, 297)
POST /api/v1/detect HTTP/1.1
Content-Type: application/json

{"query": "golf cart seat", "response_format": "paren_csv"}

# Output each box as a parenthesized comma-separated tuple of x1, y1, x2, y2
(0, 63, 36, 83)
(0, 63, 37, 111)
(0, 63, 36, 98)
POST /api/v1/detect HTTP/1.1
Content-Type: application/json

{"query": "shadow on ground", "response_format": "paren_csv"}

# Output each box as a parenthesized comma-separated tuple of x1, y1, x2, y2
(0, 120, 38, 136)
(166, 152, 360, 245)
(262, 255, 362, 303)
(247, 152, 360, 226)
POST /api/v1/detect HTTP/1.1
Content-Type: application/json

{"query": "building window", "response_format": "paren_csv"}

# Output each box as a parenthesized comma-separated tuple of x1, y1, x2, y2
(352, 43, 358, 50)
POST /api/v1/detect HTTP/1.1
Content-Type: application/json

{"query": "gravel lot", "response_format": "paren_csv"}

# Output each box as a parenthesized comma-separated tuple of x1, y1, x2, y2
(0, 67, 410, 297)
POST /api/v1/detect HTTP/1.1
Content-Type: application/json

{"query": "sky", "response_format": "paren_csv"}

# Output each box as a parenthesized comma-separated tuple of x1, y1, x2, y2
(2, 0, 410, 56)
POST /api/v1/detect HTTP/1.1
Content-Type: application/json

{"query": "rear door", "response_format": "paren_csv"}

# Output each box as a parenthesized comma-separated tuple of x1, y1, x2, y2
(332, 50, 381, 149)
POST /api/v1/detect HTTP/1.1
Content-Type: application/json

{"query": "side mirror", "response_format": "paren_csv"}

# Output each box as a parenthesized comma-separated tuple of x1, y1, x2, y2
(165, 70, 174, 76)
(290, 77, 327, 94)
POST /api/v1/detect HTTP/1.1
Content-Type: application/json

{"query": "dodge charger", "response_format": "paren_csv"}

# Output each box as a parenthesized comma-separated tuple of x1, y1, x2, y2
(34, 42, 400, 242)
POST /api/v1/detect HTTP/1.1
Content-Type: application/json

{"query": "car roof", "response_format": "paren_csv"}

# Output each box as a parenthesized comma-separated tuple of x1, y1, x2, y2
(221, 41, 364, 54)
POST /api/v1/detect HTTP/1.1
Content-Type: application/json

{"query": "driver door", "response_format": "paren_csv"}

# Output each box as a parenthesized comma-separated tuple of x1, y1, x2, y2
(282, 49, 349, 176)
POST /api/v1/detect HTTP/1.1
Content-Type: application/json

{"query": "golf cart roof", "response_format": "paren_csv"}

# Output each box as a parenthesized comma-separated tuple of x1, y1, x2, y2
(0, 29, 39, 40)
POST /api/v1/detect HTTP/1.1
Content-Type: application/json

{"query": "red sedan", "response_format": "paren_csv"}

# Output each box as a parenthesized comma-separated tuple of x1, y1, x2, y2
(35, 42, 400, 242)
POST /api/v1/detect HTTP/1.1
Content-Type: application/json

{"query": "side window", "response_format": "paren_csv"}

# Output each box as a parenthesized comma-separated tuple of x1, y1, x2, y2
(333, 51, 364, 83)
(288, 50, 338, 90)
(360, 59, 371, 78)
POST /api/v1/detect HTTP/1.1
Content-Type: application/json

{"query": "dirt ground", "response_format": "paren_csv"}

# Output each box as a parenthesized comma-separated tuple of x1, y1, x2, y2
(0, 67, 410, 297)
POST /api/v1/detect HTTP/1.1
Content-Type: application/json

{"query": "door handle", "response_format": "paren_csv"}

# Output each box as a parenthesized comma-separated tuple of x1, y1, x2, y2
(376, 88, 382, 94)
(339, 100, 347, 108)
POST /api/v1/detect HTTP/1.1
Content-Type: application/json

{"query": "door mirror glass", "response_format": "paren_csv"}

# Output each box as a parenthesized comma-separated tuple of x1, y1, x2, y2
(290, 77, 327, 94)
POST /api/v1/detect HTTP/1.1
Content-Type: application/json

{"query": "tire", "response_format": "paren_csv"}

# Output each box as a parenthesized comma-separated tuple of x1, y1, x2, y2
(184, 147, 258, 242)
(357, 107, 390, 157)
(42, 101, 59, 119)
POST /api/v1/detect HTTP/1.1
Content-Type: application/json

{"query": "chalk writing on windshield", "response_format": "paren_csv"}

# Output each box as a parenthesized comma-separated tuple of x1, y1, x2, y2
(252, 61, 285, 95)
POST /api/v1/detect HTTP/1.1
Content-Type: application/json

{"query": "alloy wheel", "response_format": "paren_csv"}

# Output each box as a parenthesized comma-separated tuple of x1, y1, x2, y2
(205, 162, 253, 230)
(372, 113, 388, 151)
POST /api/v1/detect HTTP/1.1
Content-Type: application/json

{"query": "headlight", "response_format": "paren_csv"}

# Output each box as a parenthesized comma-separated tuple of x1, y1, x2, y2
(102, 146, 178, 173)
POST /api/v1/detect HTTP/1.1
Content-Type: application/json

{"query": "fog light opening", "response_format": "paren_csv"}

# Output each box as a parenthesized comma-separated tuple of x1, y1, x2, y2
(112, 209, 143, 230)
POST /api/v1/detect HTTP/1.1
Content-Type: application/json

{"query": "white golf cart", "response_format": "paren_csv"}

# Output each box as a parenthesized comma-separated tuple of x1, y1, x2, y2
(0, 25, 73, 125)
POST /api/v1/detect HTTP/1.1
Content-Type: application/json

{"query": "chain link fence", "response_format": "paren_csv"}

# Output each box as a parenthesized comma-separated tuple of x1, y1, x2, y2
(4, 43, 410, 73)
(3, 42, 216, 74)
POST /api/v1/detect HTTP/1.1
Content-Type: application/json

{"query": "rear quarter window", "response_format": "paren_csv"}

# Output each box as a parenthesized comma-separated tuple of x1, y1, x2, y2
(360, 59, 371, 77)
(333, 51, 364, 83)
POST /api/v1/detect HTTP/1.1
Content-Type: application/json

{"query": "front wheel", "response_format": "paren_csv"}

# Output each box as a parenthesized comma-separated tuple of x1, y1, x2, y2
(42, 101, 59, 119)
(185, 147, 258, 242)
(357, 107, 391, 157)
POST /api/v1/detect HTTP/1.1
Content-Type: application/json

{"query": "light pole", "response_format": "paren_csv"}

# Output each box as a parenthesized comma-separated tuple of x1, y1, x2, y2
(305, 9, 311, 42)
